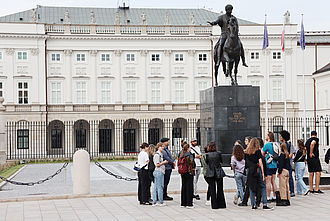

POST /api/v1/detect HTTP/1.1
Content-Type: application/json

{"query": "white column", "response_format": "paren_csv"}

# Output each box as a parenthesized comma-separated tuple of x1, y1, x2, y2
(5, 49, 15, 103)
(188, 50, 196, 103)
(164, 50, 172, 103)
(140, 50, 148, 103)
(89, 50, 97, 103)
(114, 50, 122, 103)
(64, 50, 73, 103)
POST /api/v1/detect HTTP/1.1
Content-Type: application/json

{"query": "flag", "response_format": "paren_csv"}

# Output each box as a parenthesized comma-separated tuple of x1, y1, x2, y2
(300, 17, 305, 50)
(281, 24, 285, 52)
(262, 18, 269, 50)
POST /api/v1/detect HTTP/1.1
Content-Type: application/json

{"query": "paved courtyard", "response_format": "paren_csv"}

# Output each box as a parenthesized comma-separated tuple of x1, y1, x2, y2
(0, 191, 329, 221)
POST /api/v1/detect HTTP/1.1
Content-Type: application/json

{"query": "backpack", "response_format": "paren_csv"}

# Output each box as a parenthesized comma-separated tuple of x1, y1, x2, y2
(178, 156, 192, 174)
(148, 152, 160, 173)
(272, 142, 280, 161)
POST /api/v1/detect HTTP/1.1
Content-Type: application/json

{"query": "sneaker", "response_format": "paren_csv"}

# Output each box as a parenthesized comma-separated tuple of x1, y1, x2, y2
(252, 205, 257, 210)
(205, 200, 211, 206)
(233, 195, 238, 205)
(290, 193, 295, 197)
(180, 206, 186, 208)
(271, 198, 276, 202)
(238, 202, 248, 207)
(152, 203, 157, 207)
(314, 190, 324, 194)
(195, 195, 200, 200)
(304, 190, 310, 196)
(186, 205, 195, 209)
(158, 203, 167, 207)
(263, 205, 274, 210)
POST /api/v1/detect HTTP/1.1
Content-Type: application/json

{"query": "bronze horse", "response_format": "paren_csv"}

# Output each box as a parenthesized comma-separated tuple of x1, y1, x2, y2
(214, 17, 244, 86)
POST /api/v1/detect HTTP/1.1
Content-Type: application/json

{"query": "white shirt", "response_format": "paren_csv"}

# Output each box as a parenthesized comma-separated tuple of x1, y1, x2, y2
(138, 151, 149, 169)
(190, 145, 202, 167)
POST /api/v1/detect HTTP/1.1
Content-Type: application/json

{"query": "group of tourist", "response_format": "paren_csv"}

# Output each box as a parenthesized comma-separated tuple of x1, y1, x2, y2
(136, 130, 325, 210)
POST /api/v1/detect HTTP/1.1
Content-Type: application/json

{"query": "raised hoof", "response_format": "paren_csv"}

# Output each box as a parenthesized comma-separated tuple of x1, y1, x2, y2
(243, 63, 248, 67)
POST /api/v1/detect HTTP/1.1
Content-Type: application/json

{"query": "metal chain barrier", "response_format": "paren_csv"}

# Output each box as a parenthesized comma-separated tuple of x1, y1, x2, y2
(94, 161, 138, 181)
(0, 162, 69, 186)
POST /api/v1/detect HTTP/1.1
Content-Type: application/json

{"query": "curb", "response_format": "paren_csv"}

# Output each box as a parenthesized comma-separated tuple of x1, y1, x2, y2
(0, 165, 26, 189)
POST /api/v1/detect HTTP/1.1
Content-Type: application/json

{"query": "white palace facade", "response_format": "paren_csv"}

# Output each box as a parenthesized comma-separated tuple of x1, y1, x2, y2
(0, 6, 329, 158)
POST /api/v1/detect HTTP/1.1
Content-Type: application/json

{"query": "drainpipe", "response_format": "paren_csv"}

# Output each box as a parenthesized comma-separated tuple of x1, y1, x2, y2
(45, 38, 48, 125)
(211, 39, 214, 87)
(314, 43, 317, 130)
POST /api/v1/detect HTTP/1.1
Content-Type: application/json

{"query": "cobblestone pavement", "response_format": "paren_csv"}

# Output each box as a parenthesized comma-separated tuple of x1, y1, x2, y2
(0, 191, 329, 221)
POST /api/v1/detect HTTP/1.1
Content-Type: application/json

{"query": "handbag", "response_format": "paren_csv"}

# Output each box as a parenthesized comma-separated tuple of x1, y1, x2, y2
(133, 162, 147, 172)
(219, 167, 226, 178)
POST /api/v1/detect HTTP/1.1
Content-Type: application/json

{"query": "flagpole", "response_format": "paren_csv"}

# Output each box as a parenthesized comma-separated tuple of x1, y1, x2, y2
(264, 14, 269, 134)
(302, 14, 307, 141)
(282, 18, 287, 130)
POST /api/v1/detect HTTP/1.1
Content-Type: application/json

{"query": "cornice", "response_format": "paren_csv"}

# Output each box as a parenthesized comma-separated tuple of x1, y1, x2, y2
(46, 35, 211, 41)
(0, 33, 47, 39)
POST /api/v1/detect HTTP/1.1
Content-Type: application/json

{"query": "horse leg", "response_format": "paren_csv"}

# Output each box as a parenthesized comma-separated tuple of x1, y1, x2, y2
(222, 61, 227, 77)
(234, 59, 239, 85)
(214, 64, 219, 86)
(229, 62, 235, 85)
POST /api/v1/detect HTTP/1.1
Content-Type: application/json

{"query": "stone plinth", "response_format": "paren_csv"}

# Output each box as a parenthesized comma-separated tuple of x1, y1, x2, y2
(200, 85, 260, 165)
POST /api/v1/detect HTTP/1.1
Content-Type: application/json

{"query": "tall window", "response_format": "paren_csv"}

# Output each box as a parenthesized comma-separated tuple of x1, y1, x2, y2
(272, 79, 282, 101)
(17, 52, 27, 60)
(0, 82, 3, 97)
(175, 54, 184, 62)
(198, 54, 207, 61)
(272, 52, 281, 60)
(151, 54, 160, 62)
(51, 129, 62, 148)
(126, 54, 135, 62)
(174, 82, 184, 103)
(151, 82, 161, 103)
(126, 82, 136, 103)
(250, 52, 260, 60)
(76, 53, 86, 62)
(101, 54, 110, 62)
(51, 53, 61, 61)
(50, 82, 61, 104)
(76, 82, 87, 103)
(101, 81, 112, 103)
(18, 82, 28, 104)
(17, 129, 29, 149)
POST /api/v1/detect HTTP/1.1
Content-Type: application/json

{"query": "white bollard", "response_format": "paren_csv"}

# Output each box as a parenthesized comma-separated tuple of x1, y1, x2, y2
(73, 149, 90, 195)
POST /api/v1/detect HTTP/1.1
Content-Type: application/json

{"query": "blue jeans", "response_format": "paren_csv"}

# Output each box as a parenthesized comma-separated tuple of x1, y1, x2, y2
(153, 170, 164, 204)
(234, 172, 247, 201)
(249, 170, 267, 207)
(289, 166, 295, 194)
(295, 162, 308, 194)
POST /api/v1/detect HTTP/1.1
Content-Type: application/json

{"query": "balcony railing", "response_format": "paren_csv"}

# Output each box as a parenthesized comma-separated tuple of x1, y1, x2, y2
(44, 24, 212, 36)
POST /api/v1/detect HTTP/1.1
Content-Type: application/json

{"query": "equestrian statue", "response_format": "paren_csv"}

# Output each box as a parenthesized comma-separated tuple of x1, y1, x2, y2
(208, 4, 248, 86)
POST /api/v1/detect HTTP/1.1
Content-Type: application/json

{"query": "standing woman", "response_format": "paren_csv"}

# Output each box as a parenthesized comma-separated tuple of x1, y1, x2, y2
(138, 142, 152, 205)
(147, 144, 156, 201)
(294, 139, 309, 195)
(205, 142, 226, 209)
(231, 144, 246, 205)
(178, 143, 195, 208)
(152, 143, 168, 206)
(277, 142, 291, 206)
(245, 138, 273, 210)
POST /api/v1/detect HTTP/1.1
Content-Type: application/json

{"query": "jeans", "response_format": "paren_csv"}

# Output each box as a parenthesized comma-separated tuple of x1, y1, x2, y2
(152, 170, 164, 204)
(163, 169, 172, 197)
(295, 162, 308, 194)
(234, 172, 247, 201)
(193, 167, 201, 196)
(289, 166, 295, 194)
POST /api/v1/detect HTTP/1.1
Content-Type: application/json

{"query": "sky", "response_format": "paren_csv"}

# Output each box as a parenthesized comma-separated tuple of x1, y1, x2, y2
(0, 0, 329, 31)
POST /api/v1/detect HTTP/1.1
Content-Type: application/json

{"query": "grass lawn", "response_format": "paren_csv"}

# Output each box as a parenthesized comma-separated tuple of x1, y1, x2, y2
(0, 164, 24, 184)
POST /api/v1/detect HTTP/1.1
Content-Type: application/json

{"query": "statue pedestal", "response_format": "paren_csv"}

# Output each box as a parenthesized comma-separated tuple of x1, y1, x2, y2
(200, 85, 260, 165)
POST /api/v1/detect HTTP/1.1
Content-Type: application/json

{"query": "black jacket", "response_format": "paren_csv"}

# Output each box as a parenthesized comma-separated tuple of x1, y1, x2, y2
(205, 151, 223, 178)
(325, 148, 330, 164)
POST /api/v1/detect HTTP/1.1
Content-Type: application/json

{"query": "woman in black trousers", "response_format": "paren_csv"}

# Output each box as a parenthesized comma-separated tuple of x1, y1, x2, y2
(137, 143, 152, 205)
(178, 144, 195, 208)
(205, 142, 226, 209)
